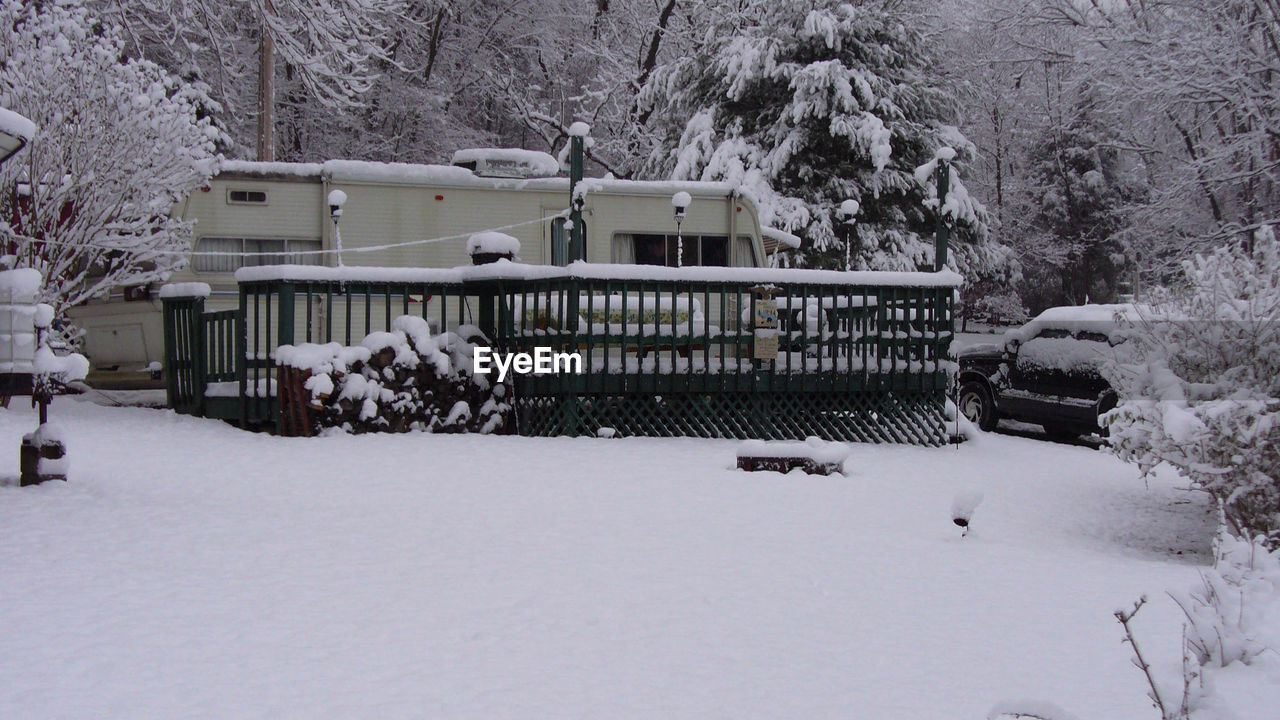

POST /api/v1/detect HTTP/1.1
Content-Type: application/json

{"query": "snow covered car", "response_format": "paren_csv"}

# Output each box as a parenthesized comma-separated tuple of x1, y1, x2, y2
(956, 305, 1135, 439)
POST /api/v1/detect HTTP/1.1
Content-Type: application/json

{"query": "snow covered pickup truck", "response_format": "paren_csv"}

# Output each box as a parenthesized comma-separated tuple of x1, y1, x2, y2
(956, 305, 1134, 440)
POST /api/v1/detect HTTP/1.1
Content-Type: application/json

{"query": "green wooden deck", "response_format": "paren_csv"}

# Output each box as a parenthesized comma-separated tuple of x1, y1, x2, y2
(161, 264, 960, 444)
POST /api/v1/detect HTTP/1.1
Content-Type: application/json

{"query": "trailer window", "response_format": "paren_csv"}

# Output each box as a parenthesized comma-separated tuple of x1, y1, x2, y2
(192, 237, 322, 272)
(550, 217, 585, 266)
(735, 236, 757, 267)
(613, 233, 731, 267)
(227, 189, 268, 205)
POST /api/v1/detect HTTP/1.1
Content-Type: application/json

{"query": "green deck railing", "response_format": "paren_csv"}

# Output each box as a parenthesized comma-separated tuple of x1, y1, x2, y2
(161, 264, 961, 444)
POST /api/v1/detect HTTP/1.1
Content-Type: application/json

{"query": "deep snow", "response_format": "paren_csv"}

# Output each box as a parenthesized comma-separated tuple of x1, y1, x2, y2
(0, 398, 1227, 719)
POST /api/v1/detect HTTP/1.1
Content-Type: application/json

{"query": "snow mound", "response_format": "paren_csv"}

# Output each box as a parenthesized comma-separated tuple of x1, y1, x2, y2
(737, 436, 850, 466)
(158, 283, 212, 299)
(466, 231, 521, 257)
(451, 148, 560, 178)
(0, 268, 42, 303)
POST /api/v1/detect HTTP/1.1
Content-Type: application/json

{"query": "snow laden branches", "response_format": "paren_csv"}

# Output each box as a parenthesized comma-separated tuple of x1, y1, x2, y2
(638, 0, 1009, 279)
(1103, 227, 1280, 545)
(0, 1, 219, 318)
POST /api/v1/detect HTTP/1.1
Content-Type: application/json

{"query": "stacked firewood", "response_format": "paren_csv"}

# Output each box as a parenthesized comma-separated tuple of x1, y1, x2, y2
(276, 316, 514, 437)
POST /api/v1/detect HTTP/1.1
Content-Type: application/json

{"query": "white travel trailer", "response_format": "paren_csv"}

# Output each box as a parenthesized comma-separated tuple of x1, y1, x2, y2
(69, 153, 770, 370)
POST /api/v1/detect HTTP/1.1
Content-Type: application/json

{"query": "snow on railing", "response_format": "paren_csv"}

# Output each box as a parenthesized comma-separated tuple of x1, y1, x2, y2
(234, 260, 963, 288)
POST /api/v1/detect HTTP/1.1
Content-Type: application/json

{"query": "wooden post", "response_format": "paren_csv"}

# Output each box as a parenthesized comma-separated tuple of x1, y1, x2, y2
(191, 297, 208, 417)
(237, 286, 249, 426)
(162, 296, 179, 410)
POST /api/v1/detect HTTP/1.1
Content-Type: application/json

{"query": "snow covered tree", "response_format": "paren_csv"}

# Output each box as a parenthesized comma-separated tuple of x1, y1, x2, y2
(1019, 89, 1147, 309)
(96, 0, 408, 160)
(637, 0, 1007, 277)
(1104, 227, 1280, 546)
(1039, 0, 1280, 289)
(0, 0, 219, 318)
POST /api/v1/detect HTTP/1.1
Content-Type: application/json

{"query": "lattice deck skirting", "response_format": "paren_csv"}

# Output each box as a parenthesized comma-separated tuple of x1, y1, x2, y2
(512, 390, 949, 446)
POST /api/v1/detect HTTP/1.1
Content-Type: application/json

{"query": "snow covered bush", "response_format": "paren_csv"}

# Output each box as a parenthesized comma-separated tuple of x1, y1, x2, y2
(1174, 527, 1277, 673)
(1109, 520, 1280, 720)
(0, 0, 219, 318)
(1103, 227, 1280, 544)
(637, 0, 1010, 278)
(275, 316, 513, 436)
(975, 292, 1029, 327)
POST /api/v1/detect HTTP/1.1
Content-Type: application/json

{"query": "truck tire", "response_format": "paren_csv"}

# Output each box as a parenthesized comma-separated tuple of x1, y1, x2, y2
(958, 380, 998, 432)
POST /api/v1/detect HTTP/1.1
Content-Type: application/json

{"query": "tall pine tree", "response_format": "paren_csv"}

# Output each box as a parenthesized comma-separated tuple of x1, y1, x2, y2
(638, 0, 1005, 276)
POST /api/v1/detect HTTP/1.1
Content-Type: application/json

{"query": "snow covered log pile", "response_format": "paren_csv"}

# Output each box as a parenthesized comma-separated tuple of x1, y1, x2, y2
(736, 437, 849, 476)
(274, 316, 513, 437)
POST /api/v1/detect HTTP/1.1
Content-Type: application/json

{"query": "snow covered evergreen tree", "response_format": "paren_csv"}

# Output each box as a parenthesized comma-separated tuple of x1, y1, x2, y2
(0, 0, 219, 318)
(637, 0, 1006, 277)
(1104, 226, 1280, 546)
(1020, 90, 1146, 309)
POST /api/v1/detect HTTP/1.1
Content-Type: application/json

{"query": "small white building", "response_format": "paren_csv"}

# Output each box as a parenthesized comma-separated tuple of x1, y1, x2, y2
(69, 153, 770, 369)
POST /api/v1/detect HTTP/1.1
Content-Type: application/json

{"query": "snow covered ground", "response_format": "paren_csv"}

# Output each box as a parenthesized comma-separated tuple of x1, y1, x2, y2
(0, 398, 1237, 718)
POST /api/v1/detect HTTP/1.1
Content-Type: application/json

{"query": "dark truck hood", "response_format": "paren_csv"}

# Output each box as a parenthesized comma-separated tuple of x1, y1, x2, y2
(957, 343, 1003, 361)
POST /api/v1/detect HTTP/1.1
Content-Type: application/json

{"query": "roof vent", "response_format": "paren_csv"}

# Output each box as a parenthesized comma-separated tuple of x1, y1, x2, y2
(450, 148, 560, 179)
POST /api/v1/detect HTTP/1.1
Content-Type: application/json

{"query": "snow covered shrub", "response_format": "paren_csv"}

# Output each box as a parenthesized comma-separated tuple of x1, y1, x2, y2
(1103, 227, 1280, 544)
(275, 317, 513, 436)
(1173, 524, 1277, 672)
(1111, 518, 1280, 720)
(975, 292, 1029, 327)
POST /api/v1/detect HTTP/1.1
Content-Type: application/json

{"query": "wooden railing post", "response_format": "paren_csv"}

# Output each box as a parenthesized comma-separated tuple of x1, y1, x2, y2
(472, 279, 497, 341)
(192, 299, 208, 417)
(160, 288, 207, 414)
(162, 297, 179, 410)
(276, 281, 295, 348)
(237, 284, 249, 426)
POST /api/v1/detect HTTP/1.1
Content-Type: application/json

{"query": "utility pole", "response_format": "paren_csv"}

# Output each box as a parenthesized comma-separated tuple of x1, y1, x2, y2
(257, 0, 275, 162)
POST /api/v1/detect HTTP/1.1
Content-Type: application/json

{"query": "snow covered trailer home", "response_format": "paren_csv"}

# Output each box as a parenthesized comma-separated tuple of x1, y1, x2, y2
(69, 153, 768, 370)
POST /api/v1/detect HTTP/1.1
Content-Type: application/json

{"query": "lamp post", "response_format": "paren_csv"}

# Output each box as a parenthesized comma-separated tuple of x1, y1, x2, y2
(933, 149, 955, 272)
(328, 189, 347, 267)
(672, 191, 691, 267)
(567, 122, 589, 263)
(837, 198, 860, 272)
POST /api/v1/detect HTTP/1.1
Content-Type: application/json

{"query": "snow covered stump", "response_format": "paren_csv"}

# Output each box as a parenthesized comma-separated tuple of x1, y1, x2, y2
(20, 424, 66, 486)
(736, 437, 850, 476)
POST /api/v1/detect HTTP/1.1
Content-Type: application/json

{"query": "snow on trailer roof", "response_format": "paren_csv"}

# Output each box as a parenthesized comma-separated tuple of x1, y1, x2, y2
(1007, 304, 1145, 343)
(214, 158, 744, 198)
(0, 107, 36, 143)
(234, 260, 963, 288)
(450, 148, 560, 178)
